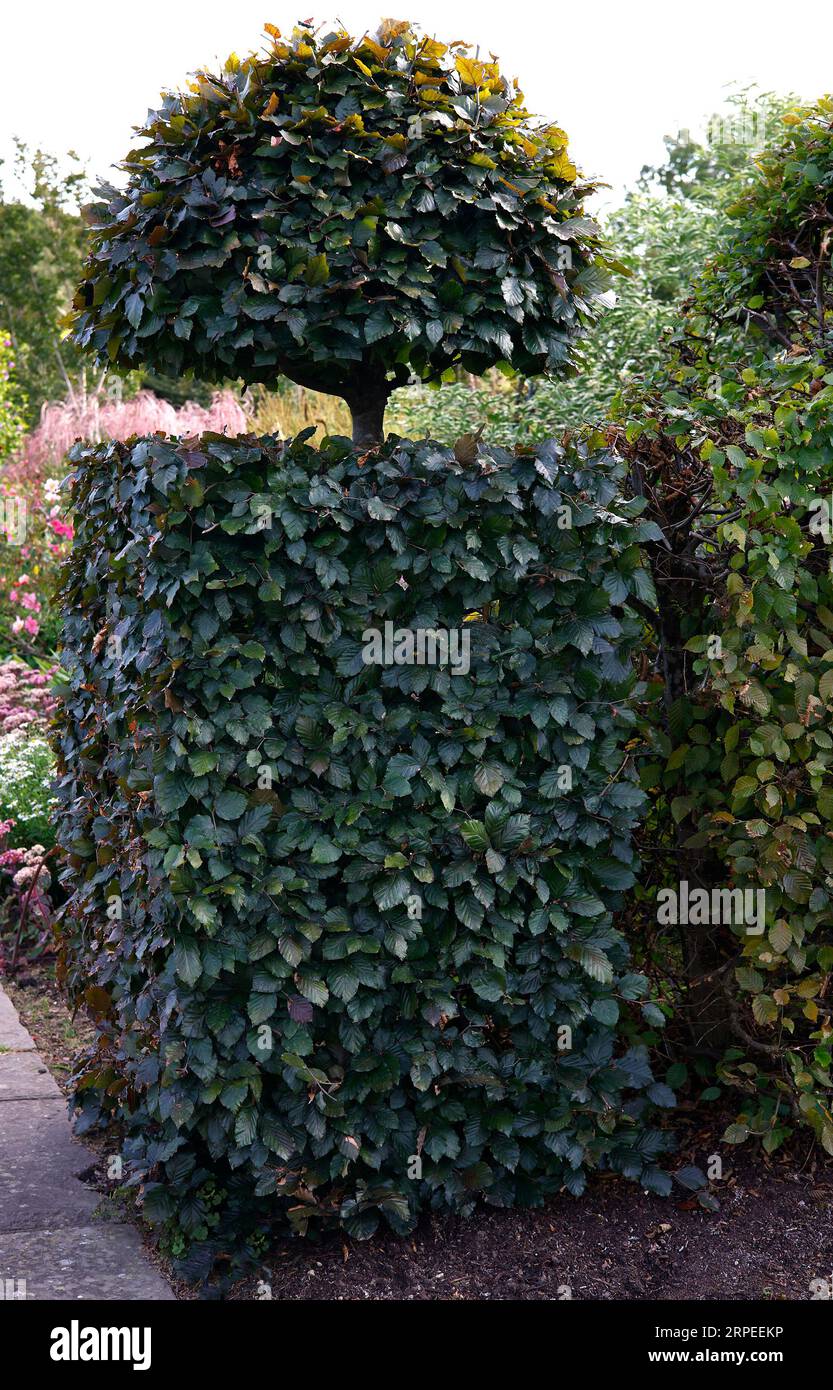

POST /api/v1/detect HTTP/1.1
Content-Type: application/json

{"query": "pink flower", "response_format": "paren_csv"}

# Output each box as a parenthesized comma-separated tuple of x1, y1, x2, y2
(22, 617, 39, 637)
(11, 618, 23, 635)
(16, 574, 30, 585)
(8, 589, 17, 603)
(20, 592, 41, 612)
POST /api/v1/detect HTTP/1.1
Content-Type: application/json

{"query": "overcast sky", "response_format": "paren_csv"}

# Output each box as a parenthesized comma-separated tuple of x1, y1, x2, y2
(1, 0, 831, 210)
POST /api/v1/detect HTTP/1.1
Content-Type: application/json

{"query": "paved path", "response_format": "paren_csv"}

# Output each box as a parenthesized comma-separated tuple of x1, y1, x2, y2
(0, 984, 174, 1300)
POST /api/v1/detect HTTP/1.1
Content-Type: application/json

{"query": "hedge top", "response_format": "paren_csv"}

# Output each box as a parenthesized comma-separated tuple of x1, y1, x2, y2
(681, 99, 833, 361)
(69, 20, 612, 423)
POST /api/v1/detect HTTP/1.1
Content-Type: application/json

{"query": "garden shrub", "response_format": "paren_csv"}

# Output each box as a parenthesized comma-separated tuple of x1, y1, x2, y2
(54, 427, 675, 1276)
(68, 21, 615, 444)
(0, 728, 56, 848)
(0, 657, 57, 736)
(619, 98, 833, 1154)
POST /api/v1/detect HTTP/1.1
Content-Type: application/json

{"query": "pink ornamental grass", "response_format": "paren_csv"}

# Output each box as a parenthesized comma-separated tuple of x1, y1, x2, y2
(15, 388, 250, 492)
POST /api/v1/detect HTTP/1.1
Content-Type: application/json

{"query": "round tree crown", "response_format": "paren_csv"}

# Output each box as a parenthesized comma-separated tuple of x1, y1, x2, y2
(70, 20, 612, 412)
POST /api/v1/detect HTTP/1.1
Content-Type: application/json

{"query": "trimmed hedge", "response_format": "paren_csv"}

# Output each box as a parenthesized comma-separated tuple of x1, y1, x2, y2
(55, 430, 672, 1277)
(69, 22, 611, 400)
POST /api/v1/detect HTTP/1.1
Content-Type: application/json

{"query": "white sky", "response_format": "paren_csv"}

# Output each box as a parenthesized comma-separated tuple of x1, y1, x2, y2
(1, 0, 831, 210)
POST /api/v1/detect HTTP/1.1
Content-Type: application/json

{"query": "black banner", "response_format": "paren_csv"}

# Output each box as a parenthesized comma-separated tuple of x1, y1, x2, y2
(3, 1296, 827, 1376)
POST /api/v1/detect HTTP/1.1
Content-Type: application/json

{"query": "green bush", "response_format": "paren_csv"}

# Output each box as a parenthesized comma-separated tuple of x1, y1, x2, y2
(69, 21, 614, 443)
(0, 729, 56, 848)
(55, 428, 675, 1277)
(620, 98, 833, 1154)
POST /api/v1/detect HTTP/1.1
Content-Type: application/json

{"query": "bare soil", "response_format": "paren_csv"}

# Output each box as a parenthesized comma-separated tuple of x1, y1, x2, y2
(229, 1141, 833, 1301)
(4, 959, 95, 1083)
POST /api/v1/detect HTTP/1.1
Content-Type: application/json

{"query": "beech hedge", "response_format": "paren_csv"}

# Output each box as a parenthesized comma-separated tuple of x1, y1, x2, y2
(54, 429, 673, 1277)
(68, 22, 612, 405)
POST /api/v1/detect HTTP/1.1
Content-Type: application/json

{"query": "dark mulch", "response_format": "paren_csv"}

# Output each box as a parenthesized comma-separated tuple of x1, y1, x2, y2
(232, 1147, 832, 1301)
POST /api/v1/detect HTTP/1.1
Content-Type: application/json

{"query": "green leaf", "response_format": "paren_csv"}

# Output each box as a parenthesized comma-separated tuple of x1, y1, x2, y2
(215, 789, 247, 820)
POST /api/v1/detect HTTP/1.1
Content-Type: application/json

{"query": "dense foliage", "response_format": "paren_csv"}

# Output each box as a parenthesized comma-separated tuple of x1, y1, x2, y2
(0, 332, 26, 462)
(621, 97, 833, 1154)
(0, 659, 57, 851)
(0, 729, 55, 849)
(54, 428, 682, 1276)
(68, 21, 613, 438)
(0, 145, 88, 426)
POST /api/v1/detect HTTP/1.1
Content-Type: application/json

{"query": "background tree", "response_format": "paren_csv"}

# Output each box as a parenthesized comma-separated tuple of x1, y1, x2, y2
(69, 20, 614, 445)
(0, 333, 26, 462)
(0, 143, 88, 424)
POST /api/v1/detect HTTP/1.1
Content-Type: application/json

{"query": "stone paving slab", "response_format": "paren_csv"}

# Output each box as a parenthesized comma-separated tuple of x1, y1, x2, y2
(0, 1224, 176, 1300)
(0, 1099, 101, 1232)
(0, 989, 35, 1050)
(0, 984, 175, 1301)
(0, 1048, 63, 1101)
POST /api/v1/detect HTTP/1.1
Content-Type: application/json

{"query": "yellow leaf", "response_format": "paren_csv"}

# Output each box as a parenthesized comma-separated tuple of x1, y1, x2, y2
(361, 37, 391, 63)
(797, 976, 822, 997)
(321, 34, 352, 54)
(418, 37, 448, 60)
(548, 151, 577, 182)
(456, 55, 486, 86)
(378, 18, 410, 44)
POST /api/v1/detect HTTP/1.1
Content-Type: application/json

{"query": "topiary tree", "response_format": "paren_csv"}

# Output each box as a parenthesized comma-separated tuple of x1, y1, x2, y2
(56, 22, 691, 1279)
(69, 20, 613, 444)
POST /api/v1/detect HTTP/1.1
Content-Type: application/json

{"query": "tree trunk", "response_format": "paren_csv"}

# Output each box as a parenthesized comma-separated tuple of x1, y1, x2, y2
(344, 380, 390, 449)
